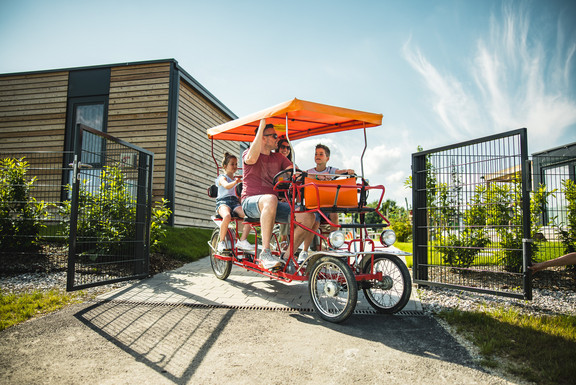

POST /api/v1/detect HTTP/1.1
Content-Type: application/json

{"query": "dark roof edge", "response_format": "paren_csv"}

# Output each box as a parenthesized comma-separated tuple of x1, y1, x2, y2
(0, 58, 179, 77)
(174, 62, 237, 120)
(532, 141, 576, 156)
(0, 58, 238, 120)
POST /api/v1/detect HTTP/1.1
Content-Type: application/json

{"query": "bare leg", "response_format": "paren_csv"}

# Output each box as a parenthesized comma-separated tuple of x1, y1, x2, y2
(329, 212, 339, 232)
(218, 206, 232, 242)
(300, 220, 320, 252)
(233, 206, 251, 242)
(258, 194, 278, 250)
(293, 212, 316, 253)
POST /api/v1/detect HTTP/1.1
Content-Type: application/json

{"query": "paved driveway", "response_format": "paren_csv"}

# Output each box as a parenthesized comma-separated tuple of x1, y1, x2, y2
(0, 258, 521, 384)
(97, 256, 423, 314)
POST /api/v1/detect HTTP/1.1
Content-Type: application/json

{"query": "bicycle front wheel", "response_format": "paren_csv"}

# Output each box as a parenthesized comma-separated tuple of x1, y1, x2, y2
(308, 256, 357, 323)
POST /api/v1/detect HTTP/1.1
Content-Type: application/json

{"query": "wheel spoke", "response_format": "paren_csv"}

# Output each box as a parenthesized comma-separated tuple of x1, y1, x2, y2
(362, 255, 411, 313)
(309, 257, 357, 322)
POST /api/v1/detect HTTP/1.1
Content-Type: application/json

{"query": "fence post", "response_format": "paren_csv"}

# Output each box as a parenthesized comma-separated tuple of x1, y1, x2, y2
(66, 127, 83, 291)
(412, 152, 428, 282)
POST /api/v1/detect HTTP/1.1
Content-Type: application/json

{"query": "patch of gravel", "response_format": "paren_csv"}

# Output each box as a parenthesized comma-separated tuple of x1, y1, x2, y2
(0, 271, 135, 300)
(418, 285, 576, 317)
(0, 249, 184, 299)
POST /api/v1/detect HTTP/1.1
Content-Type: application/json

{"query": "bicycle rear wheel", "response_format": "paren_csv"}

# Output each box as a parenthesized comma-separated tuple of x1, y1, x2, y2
(362, 254, 411, 313)
(209, 229, 232, 280)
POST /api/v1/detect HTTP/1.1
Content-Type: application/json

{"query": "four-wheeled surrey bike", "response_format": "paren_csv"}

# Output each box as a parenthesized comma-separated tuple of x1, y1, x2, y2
(206, 98, 412, 323)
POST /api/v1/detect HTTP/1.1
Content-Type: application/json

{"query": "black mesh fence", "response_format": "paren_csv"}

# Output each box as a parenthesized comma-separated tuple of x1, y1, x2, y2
(67, 125, 153, 290)
(0, 151, 72, 274)
(412, 129, 576, 299)
(0, 125, 154, 291)
(530, 152, 576, 292)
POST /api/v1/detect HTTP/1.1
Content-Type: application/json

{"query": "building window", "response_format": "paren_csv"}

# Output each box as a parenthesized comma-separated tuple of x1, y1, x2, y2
(75, 102, 105, 166)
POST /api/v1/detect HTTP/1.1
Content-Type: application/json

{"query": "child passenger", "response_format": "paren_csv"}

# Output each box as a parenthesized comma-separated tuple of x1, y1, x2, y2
(307, 144, 354, 180)
(299, 144, 355, 262)
(215, 152, 254, 253)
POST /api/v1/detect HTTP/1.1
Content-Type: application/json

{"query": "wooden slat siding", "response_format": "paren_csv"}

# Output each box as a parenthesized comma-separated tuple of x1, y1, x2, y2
(174, 80, 238, 228)
(0, 72, 68, 204)
(107, 63, 171, 207)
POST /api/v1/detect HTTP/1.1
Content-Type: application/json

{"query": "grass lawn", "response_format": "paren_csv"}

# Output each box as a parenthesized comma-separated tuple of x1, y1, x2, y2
(440, 307, 576, 385)
(0, 289, 84, 331)
(395, 241, 413, 267)
(154, 226, 213, 262)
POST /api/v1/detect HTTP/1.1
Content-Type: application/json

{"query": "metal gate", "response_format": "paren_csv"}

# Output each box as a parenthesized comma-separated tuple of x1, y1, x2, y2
(412, 128, 532, 299)
(67, 124, 154, 291)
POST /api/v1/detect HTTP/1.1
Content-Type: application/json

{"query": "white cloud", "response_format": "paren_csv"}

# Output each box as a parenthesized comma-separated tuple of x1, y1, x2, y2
(403, 3, 576, 152)
(473, 3, 576, 150)
(402, 39, 484, 141)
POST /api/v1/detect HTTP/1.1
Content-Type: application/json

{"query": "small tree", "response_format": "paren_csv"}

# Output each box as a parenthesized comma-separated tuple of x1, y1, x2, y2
(556, 179, 576, 265)
(492, 182, 551, 273)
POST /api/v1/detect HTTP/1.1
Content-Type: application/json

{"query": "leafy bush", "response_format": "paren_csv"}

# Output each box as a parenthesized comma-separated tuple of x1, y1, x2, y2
(151, 198, 172, 251)
(490, 183, 551, 272)
(0, 157, 49, 251)
(437, 231, 490, 267)
(557, 179, 576, 254)
(436, 185, 490, 267)
(59, 166, 171, 256)
(391, 217, 412, 242)
(556, 179, 576, 274)
(378, 199, 412, 242)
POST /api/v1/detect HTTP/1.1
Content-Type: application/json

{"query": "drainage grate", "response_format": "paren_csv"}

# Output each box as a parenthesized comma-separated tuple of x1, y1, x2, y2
(89, 299, 425, 316)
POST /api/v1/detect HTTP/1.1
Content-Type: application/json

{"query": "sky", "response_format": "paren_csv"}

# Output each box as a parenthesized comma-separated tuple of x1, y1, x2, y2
(1, 0, 575, 206)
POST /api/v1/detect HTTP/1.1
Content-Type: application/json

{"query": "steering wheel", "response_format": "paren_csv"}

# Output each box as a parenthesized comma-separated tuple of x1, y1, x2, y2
(273, 168, 303, 186)
(273, 168, 303, 202)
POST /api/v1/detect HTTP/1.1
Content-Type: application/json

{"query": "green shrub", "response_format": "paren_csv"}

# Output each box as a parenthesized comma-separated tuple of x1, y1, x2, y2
(436, 184, 490, 267)
(557, 179, 576, 254)
(556, 179, 576, 274)
(0, 157, 49, 251)
(497, 183, 550, 272)
(58, 166, 171, 256)
(151, 198, 172, 251)
(391, 217, 412, 242)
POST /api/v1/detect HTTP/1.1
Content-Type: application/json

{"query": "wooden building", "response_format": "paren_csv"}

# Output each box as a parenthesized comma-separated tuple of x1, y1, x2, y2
(0, 59, 242, 228)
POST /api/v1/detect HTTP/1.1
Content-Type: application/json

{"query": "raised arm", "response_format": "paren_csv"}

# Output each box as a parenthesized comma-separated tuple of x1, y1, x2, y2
(244, 119, 266, 165)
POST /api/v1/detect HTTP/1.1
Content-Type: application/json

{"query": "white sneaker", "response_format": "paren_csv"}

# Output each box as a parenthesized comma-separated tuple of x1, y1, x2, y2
(236, 239, 254, 250)
(217, 241, 226, 253)
(297, 250, 308, 265)
(258, 249, 284, 271)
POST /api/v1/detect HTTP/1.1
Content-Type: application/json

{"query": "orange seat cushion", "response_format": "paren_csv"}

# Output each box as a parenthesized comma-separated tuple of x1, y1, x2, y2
(304, 177, 357, 208)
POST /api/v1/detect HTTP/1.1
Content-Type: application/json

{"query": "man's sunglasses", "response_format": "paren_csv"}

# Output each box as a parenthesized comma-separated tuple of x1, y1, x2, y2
(264, 133, 278, 139)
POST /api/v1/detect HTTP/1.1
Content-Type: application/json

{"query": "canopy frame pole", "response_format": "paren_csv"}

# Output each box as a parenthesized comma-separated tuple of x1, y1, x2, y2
(211, 138, 220, 176)
(360, 122, 367, 179)
(285, 113, 296, 173)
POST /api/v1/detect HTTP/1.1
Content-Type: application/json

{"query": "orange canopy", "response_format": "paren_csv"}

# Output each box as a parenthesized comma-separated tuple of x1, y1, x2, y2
(206, 98, 382, 141)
